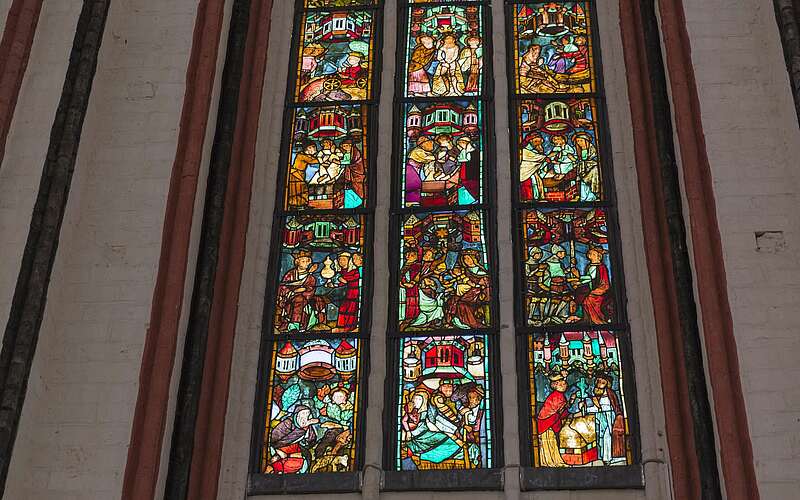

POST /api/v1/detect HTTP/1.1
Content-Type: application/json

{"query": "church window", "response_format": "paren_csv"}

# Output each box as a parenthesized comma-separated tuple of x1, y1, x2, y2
(250, 0, 384, 491)
(384, 0, 503, 486)
(506, 0, 642, 486)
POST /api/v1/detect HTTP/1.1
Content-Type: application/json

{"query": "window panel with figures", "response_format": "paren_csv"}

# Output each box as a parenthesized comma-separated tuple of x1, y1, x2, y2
(251, 0, 384, 494)
(394, 334, 496, 471)
(295, 9, 376, 102)
(400, 100, 484, 208)
(261, 338, 364, 474)
(506, 0, 643, 488)
(403, 4, 485, 98)
(515, 97, 604, 203)
(384, 1, 503, 486)
(512, 2, 596, 95)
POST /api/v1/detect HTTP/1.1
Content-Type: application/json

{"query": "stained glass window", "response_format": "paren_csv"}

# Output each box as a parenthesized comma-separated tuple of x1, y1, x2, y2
(252, 0, 384, 488)
(295, 10, 376, 102)
(400, 101, 484, 207)
(511, 2, 596, 95)
(385, 0, 502, 482)
(527, 331, 633, 467)
(517, 98, 604, 202)
(262, 338, 363, 473)
(284, 105, 370, 210)
(506, 0, 641, 482)
(396, 334, 494, 470)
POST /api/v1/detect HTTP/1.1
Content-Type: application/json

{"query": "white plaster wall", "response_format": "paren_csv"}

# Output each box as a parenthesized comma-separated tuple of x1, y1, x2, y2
(0, 0, 13, 39)
(683, 1, 800, 498)
(3, 0, 200, 498)
(0, 0, 79, 370)
(218, 1, 672, 499)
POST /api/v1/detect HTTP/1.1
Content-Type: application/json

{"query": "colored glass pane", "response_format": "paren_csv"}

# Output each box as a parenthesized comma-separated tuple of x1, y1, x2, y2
(305, 0, 374, 7)
(512, 2, 595, 95)
(527, 332, 632, 467)
(401, 100, 483, 207)
(273, 215, 366, 335)
(397, 210, 491, 331)
(517, 98, 603, 202)
(262, 337, 363, 474)
(295, 10, 375, 102)
(395, 334, 494, 470)
(285, 104, 369, 210)
(404, 5, 484, 98)
(521, 208, 615, 327)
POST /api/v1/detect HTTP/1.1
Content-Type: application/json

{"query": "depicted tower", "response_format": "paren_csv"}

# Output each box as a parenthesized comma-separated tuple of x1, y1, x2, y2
(334, 340, 358, 381)
(275, 341, 299, 381)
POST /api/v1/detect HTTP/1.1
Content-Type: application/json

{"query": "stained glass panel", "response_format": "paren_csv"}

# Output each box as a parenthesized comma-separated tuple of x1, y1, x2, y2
(273, 215, 366, 335)
(295, 10, 376, 102)
(262, 337, 363, 474)
(397, 210, 491, 331)
(284, 104, 369, 210)
(527, 332, 632, 467)
(517, 98, 603, 202)
(404, 5, 484, 98)
(512, 2, 595, 95)
(521, 208, 616, 327)
(395, 334, 494, 470)
(401, 101, 483, 207)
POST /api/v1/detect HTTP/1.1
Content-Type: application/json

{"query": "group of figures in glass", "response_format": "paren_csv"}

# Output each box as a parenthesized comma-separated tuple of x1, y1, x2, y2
(402, 101, 484, 207)
(405, 5, 484, 97)
(297, 10, 375, 101)
(514, 2, 595, 94)
(398, 211, 491, 331)
(397, 335, 493, 470)
(286, 105, 369, 210)
(264, 338, 361, 474)
(530, 332, 628, 467)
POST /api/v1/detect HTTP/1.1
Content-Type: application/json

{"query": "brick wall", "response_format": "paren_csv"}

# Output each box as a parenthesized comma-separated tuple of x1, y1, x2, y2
(683, 0, 800, 498)
(3, 1, 199, 498)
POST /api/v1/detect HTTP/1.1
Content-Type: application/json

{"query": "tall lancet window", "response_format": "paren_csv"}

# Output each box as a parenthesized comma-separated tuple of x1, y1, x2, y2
(505, 0, 643, 489)
(383, 0, 504, 490)
(250, 0, 384, 493)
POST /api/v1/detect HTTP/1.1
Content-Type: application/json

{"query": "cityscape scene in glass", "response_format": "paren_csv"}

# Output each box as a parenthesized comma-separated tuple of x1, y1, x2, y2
(528, 332, 631, 467)
(262, 338, 362, 474)
(404, 5, 484, 97)
(396, 335, 493, 470)
(296, 10, 375, 102)
(285, 104, 369, 210)
(401, 100, 483, 207)
(522, 208, 614, 327)
(513, 2, 595, 94)
(274, 215, 366, 335)
(398, 210, 491, 331)
(517, 98, 603, 202)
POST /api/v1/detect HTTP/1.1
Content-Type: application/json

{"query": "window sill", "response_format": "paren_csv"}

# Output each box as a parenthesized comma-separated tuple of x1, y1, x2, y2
(247, 471, 361, 495)
(381, 469, 504, 492)
(519, 464, 645, 491)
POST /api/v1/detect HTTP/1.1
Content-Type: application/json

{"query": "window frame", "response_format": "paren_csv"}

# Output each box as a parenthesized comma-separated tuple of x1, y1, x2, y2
(247, 0, 386, 495)
(503, 0, 644, 490)
(381, 0, 506, 491)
